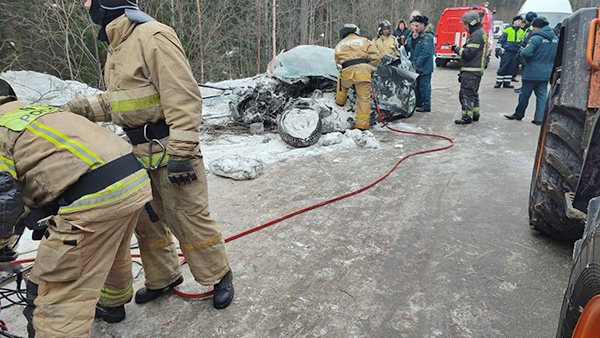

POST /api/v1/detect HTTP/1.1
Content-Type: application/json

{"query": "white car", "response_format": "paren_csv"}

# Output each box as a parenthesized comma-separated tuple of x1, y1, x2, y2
(493, 20, 504, 39)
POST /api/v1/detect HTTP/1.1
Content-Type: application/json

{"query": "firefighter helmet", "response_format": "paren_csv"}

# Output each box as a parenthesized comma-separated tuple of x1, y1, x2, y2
(461, 11, 481, 27)
(339, 24, 360, 40)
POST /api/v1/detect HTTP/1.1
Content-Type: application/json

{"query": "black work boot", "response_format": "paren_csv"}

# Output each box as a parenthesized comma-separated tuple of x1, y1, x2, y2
(504, 114, 523, 121)
(472, 112, 480, 122)
(455, 115, 473, 125)
(135, 276, 183, 304)
(213, 270, 234, 309)
(416, 107, 431, 112)
(95, 304, 126, 323)
(503, 83, 514, 89)
(494, 82, 502, 88)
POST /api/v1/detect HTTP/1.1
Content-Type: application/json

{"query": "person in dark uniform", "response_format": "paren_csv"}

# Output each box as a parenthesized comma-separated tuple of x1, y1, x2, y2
(403, 15, 435, 112)
(452, 11, 488, 125)
(495, 16, 524, 88)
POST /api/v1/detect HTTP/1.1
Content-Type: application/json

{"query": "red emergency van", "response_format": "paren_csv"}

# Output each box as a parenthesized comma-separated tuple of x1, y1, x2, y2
(434, 5, 494, 67)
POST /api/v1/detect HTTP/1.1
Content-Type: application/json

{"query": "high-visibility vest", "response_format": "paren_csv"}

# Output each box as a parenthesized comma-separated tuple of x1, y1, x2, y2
(503, 27, 525, 42)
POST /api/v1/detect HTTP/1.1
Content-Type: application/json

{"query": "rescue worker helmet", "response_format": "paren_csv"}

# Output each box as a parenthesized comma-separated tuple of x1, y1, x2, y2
(461, 11, 481, 27)
(339, 24, 360, 40)
(0, 79, 17, 106)
(378, 20, 392, 35)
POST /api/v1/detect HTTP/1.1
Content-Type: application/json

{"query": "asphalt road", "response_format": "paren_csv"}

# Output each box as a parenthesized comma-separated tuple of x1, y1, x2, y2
(6, 57, 575, 337)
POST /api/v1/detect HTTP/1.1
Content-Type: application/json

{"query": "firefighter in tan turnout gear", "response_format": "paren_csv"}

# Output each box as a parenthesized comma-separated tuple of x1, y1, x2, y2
(334, 24, 381, 130)
(373, 20, 400, 57)
(0, 79, 152, 337)
(67, 0, 234, 310)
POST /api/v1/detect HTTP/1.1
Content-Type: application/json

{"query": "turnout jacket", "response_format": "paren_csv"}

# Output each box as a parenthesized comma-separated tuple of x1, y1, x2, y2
(66, 15, 203, 167)
(334, 33, 381, 83)
(458, 24, 488, 75)
(373, 35, 400, 57)
(0, 101, 150, 244)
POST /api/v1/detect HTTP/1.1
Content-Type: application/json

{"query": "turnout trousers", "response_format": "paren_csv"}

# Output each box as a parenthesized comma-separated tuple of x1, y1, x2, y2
(459, 72, 482, 117)
(336, 77, 372, 130)
(135, 156, 230, 289)
(496, 51, 519, 86)
(25, 209, 143, 337)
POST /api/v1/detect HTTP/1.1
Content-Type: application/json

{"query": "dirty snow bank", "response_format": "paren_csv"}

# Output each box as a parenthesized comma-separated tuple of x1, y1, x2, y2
(0, 70, 101, 106)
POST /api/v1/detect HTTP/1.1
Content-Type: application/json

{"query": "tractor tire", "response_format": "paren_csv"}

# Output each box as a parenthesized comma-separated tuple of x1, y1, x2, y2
(278, 106, 322, 148)
(556, 197, 600, 337)
(529, 68, 586, 240)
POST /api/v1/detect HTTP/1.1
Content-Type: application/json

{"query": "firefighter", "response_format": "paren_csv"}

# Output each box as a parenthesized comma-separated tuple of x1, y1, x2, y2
(373, 20, 400, 57)
(0, 79, 152, 336)
(403, 15, 435, 112)
(495, 15, 525, 88)
(334, 24, 381, 130)
(67, 0, 234, 310)
(451, 11, 488, 125)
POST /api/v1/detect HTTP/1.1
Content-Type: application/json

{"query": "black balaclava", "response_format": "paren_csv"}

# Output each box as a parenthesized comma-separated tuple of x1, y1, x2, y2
(89, 0, 126, 42)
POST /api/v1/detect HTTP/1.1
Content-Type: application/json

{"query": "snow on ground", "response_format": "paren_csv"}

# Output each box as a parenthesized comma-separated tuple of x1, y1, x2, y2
(0, 70, 101, 106)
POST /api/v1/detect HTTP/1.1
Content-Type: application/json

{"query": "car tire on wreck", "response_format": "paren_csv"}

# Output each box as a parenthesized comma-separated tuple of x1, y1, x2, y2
(278, 106, 322, 148)
(528, 68, 585, 240)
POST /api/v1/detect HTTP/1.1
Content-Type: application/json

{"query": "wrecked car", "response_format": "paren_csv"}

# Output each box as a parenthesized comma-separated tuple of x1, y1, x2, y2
(229, 45, 419, 148)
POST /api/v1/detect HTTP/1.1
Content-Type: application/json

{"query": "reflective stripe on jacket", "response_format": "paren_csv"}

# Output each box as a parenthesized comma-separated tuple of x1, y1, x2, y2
(459, 25, 488, 75)
(499, 26, 525, 52)
(0, 101, 150, 218)
(334, 33, 381, 83)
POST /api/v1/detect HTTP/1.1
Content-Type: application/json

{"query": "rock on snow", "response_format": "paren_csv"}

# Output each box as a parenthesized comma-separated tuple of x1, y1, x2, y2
(345, 129, 380, 149)
(209, 154, 265, 180)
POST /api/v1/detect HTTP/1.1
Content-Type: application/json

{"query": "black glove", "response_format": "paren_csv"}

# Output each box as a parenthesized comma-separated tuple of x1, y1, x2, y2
(495, 48, 501, 59)
(451, 45, 458, 53)
(457, 73, 462, 83)
(0, 244, 17, 262)
(167, 158, 198, 185)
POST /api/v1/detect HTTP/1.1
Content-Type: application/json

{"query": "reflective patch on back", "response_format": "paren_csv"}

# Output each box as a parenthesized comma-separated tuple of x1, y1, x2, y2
(0, 105, 59, 132)
(337, 39, 364, 52)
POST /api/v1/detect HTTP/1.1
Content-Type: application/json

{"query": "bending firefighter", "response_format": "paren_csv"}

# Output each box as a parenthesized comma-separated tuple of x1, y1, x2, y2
(0, 79, 152, 337)
(373, 20, 400, 57)
(67, 0, 234, 311)
(334, 24, 381, 130)
(452, 11, 488, 125)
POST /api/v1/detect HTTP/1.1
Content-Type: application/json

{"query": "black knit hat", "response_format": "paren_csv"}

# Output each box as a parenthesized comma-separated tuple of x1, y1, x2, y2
(512, 15, 523, 22)
(531, 16, 549, 28)
(410, 15, 429, 25)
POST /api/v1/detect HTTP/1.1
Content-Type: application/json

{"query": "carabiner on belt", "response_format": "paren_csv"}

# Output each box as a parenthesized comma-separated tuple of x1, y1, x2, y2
(143, 124, 167, 171)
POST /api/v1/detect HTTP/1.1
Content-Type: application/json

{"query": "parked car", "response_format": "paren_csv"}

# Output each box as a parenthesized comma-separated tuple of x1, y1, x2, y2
(493, 20, 504, 39)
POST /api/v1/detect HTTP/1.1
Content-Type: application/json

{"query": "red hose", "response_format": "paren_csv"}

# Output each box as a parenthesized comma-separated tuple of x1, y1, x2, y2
(10, 86, 454, 300)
